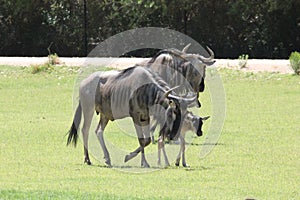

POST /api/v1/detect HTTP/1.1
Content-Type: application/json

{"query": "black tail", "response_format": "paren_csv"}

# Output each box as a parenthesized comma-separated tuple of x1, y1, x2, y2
(67, 102, 82, 147)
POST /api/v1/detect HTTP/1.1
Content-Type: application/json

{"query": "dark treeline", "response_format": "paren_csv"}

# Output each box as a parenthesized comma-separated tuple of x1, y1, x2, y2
(0, 0, 299, 58)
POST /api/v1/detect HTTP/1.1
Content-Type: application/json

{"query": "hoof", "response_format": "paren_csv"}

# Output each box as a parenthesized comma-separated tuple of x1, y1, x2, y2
(141, 163, 150, 168)
(124, 152, 137, 163)
(105, 160, 111, 167)
(84, 158, 92, 165)
(182, 163, 190, 168)
(141, 159, 150, 168)
(124, 155, 130, 163)
(175, 162, 179, 166)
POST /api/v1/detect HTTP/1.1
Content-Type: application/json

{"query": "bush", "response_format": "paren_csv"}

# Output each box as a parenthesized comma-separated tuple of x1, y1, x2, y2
(30, 63, 54, 74)
(48, 53, 60, 65)
(289, 52, 300, 75)
(238, 54, 249, 69)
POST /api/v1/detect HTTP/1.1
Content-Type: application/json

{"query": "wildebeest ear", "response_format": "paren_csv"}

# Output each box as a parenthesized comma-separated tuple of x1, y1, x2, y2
(182, 43, 191, 53)
(201, 116, 210, 121)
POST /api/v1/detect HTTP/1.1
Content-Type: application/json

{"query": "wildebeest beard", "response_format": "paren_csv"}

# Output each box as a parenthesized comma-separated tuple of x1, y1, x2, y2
(167, 102, 181, 140)
(199, 77, 205, 92)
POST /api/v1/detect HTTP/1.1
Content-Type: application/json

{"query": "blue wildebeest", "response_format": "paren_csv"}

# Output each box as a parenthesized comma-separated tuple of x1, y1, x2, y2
(67, 66, 196, 167)
(175, 112, 209, 167)
(166, 111, 210, 167)
(143, 44, 214, 144)
(144, 44, 215, 108)
(154, 111, 210, 167)
(141, 44, 214, 166)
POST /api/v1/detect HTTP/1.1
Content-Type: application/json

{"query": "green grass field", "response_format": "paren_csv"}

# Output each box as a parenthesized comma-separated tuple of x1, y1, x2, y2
(0, 65, 299, 199)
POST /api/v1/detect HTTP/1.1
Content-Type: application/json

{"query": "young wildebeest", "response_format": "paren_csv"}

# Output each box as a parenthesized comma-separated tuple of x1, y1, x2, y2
(151, 111, 209, 167)
(67, 66, 196, 167)
(174, 112, 209, 167)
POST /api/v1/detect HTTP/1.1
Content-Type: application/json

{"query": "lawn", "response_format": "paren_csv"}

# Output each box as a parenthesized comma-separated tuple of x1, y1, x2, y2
(0, 65, 299, 199)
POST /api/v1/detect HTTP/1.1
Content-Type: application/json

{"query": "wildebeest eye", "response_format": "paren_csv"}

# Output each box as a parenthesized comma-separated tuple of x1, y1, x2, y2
(169, 99, 176, 107)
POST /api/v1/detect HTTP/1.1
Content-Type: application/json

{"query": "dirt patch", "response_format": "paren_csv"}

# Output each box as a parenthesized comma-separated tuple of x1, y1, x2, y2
(216, 59, 293, 74)
(0, 57, 293, 74)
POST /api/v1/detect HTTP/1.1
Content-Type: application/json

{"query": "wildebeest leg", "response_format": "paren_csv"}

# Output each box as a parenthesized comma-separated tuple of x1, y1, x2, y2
(157, 136, 162, 166)
(162, 148, 170, 167)
(124, 124, 151, 167)
(139, 137, 151, 168)
(124, 142, 149, 167)
(161, 137, 170, 167)
(95, 115, 111, 166)
(150, 119, 158, 144)
(82, 109, 94, 165)
(124, 146, 142, 162)
(157, 135, 170, 167)
(181, 137, 188, 167)
(124, 120, 143, 162)
(175, 135, 184, 166)
(141, 123, 151, 167)
(80, 97, 95, 165)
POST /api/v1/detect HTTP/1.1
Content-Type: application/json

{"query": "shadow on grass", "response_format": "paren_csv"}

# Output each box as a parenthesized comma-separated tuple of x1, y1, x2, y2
(152, 140, 226, 146)
(189, 142, 226, 146)
(76, 162, 213, 173)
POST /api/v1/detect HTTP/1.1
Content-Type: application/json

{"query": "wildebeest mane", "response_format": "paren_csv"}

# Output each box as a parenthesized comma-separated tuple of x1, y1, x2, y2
(115, 66, 136, 79)
(115, 66, 170, 90)
(144, 68, 171, 92)
(146, 48, 186, 65)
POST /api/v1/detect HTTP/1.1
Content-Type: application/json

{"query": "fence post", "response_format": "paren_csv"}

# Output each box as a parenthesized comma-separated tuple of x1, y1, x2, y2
(83, 0, 88, 56)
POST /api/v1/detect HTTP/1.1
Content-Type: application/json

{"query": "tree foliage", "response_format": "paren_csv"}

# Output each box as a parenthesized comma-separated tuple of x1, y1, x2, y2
(0, 0, 299, 58)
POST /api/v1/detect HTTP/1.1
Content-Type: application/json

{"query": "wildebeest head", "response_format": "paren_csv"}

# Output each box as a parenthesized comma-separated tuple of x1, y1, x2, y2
(182, 44, 215, 107)
(159, 87, 197, 140)
(162, 98, 181, 140)
(184, 111, 210, 137)
(181, 44, 215, 93)
(145, 44, 215, 109)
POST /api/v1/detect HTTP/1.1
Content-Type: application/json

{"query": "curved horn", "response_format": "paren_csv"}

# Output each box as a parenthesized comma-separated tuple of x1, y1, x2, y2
(168, 93, 198, 105)
(163, 85, 181, 99)
(182, 43, 191, 53)
(197, 46, 215, 65)
(181, 94, 198, 105)
(201, 116, 210, 121)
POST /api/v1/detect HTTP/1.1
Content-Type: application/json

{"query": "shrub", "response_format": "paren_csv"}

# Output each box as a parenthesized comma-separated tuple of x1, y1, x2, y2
(48, 53, 60, 65)
(289, 51, 300, 75)
(30, 53, 58, 74)
(30, 63, 54, 74)
(238, 54, 249, 69)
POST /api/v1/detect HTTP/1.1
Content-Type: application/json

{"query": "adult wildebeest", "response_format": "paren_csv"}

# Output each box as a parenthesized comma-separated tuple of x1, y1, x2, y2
(67, 66, 196, 167)
(144, 44, 215, 107)
(145, 44, 214, 147)
(155, 111, 210, 167)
